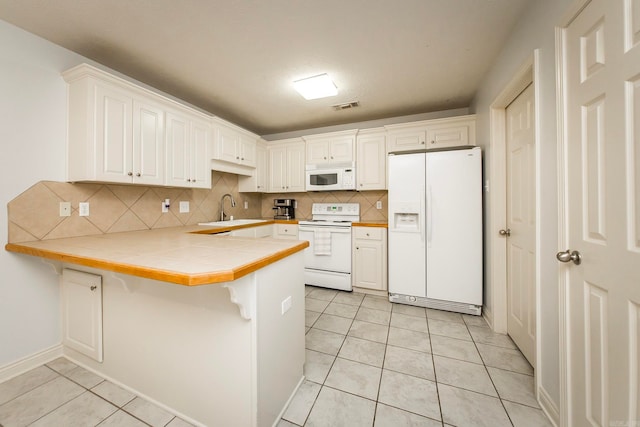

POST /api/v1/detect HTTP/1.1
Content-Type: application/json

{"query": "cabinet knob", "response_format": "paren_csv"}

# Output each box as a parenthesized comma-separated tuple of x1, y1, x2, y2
(366, 233, 370, 237)
(331, 156, 334, 159)
(421, 141, 425, 145)
(356, 247, 359, 250)
(136, 172, 141, 177)
(324, 156, 327, 160)
(90, 285, 97, 291)
(128, 172, 133, 176)
(241, 157, 244, 160)
(430, 141, 435, 144)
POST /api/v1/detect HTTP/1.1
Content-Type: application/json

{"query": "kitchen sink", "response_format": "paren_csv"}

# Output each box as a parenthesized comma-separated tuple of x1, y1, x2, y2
(198, 219, 268, 227)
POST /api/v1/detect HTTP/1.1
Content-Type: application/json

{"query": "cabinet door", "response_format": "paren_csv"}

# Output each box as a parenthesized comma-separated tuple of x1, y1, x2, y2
(425, 123, 470, 149)
(307, 141, 329, 164)
(95, 83, 133, 183)
(165, 112, 191, 186)
(62, 269, 103, 362)
(190, 119, 211, 188)
(238, 142, 267, 192)
(329, 137, 354, 162)
(268, 145, 287, 192)
(133, 100, 164, 185)
(239, 136, 256, 167)
(215, 125, 239, 164)
(255, 143, 268, 191)
(387, 129, 427, 153)
(357, 133, 386, 190)
(353, 239, 384, 290)
(286, 143, 306, 192)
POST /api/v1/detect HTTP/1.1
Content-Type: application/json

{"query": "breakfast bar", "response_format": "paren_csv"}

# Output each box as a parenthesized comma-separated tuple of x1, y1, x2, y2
(5, 225, 309, 427)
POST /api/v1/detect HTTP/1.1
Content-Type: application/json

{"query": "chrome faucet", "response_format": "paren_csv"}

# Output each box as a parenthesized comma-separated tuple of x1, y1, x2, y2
(220, 193, 236, 221)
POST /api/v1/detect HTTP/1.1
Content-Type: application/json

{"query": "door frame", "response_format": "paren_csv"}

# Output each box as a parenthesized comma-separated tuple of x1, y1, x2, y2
(487, 48, 545, 406)
(555, 1, 592, 426)
(488, 51, 539, 331)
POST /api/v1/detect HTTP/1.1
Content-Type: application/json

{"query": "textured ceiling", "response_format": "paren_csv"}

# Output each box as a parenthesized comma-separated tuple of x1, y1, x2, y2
(0, 0, 530, 135)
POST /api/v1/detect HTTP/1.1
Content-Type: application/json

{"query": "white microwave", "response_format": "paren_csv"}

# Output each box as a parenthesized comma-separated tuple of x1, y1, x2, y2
(306, 163, 356, 191)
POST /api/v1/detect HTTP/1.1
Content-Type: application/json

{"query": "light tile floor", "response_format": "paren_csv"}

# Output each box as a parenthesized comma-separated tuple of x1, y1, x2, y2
(0, 286, 553, 427)
(278, 286, 553, 427)
(0, 357, 194, 427)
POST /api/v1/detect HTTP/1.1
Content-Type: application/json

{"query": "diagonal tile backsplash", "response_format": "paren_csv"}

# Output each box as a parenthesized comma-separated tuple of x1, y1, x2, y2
(7, 172, 387, 244)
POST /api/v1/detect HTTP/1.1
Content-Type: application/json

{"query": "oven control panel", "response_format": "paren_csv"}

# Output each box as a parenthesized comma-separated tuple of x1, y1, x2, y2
(311, 203, 360, 216)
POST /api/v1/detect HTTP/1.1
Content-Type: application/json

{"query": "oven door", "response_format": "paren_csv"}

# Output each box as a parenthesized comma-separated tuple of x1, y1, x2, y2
(298, 226, 352, 273)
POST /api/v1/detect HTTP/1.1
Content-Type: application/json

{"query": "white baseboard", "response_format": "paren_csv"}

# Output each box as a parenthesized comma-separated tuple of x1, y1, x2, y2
(0, 345, 64, 383)
(272, 375, 305, 427)
(538, 385, 560, 427)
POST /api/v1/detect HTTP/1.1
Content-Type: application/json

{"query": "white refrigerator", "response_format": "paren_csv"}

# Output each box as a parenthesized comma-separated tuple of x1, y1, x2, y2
(387, 147, 483, 315)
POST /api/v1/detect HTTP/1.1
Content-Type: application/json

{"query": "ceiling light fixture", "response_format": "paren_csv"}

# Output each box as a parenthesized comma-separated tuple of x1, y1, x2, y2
(293, 74, 338, 100)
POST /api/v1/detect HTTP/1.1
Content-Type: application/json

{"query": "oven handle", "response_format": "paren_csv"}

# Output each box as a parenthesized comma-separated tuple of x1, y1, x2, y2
(298, 227, 352, 234)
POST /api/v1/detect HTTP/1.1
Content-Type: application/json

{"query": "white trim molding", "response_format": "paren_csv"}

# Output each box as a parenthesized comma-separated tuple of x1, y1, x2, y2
(0, 344, 63, 384)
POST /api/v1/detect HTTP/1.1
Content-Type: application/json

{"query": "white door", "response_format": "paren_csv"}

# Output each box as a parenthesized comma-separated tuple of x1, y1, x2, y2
(387, 153, 426, 297)
(505, 83, 536, 367)
(425, 148, 482, 306)
(562, 0, 640, 424)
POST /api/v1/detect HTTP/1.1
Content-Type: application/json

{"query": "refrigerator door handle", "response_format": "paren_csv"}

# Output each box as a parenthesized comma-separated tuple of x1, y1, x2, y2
(427, 185, 433, 246)
(420, 185, 426, 242)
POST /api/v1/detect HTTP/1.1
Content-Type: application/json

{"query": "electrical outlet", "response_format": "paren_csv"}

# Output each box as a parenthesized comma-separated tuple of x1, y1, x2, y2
(179, 201, 189, 213)
(59, 202, 71, 217)
(79, 202, 90, 217)
(162, 199, 170, 213)
(244, 201, 249, 209)
(376, 201, 382, 209)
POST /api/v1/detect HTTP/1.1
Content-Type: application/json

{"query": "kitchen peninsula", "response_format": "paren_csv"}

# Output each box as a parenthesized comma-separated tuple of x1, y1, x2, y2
(5, 225, 309, 427)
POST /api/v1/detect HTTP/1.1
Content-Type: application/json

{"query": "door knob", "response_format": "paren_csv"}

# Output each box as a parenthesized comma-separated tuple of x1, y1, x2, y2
(556, 249, 581, 265)
(499, 229, 511, 236)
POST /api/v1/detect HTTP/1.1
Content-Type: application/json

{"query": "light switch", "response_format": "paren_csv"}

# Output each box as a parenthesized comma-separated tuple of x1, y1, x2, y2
(281, 296, 292, 315)
(376, 201, 382, 209)
(79, 202, 90, 217)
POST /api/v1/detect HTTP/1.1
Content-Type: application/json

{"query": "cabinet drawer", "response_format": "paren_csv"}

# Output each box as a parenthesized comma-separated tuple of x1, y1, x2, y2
(353, 227, 384, 240)
(275, 223, 298, 237)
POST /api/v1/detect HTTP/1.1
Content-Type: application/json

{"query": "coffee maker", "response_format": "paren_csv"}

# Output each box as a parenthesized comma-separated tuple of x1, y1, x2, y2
(273, 199, 295, 220)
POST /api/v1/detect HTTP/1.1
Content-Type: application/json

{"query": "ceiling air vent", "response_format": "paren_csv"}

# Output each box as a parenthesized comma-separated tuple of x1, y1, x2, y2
(331, 101, 360, 111)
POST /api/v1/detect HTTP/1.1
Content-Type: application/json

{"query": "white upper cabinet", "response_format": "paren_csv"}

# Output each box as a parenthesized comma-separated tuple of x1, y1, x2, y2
(304, 130, 356, 165)
(239, 139, 268, 192)
(385, 115, 476, 153)
(63, 64, 212, 188)
(356, 129, 387, 190)
(165, 109, 211, 189)
(267, 138, 306, 193)
(65, 71, 165, 185)
(212, 120, 258, 168)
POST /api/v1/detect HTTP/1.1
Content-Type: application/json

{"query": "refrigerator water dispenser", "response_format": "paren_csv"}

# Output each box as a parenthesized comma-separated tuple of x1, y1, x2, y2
(393, 212, 420, 231)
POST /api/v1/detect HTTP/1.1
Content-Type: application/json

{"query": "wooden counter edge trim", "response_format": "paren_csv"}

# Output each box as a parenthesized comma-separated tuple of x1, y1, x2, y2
(189, 220, 276, 235)
(352, 222, 388, 228)
(5, 240, 309, 286)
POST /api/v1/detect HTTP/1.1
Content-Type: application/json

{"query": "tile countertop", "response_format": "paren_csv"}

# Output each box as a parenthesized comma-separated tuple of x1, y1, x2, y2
(5, 224, 309, 286)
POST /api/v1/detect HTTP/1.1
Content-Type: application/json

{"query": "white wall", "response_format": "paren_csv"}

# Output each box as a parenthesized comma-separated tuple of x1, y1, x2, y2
(470, 0, 573, 413)
(0, 20, 90, 367)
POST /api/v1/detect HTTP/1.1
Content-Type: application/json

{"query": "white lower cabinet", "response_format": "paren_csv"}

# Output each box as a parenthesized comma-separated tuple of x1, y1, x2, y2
(352, 227, 387, 291)
(273, 223, 298, 240)
(61, 268, 103, 362)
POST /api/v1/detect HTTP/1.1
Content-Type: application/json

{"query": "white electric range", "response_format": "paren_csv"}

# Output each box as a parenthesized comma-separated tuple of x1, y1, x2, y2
(298, 203, 360, 291)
